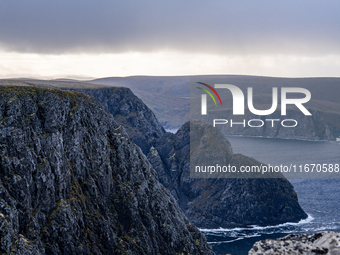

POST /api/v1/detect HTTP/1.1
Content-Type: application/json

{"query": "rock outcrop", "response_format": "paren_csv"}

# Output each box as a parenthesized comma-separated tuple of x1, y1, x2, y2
(249, 231, 340, 255)
(0, 80, 307, 230)
(0, 86, 214, 255)
(147, 120, 307, 228)
(60, 84, 306, 229)
(68, 87, 166, 155)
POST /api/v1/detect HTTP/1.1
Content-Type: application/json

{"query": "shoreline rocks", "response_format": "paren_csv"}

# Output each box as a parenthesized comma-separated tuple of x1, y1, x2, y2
(249, 231, 340, 255)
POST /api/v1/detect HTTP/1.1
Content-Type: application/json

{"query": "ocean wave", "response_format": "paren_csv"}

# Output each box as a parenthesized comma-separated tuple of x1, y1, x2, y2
(248, 214, 314, 230)
(200, 214, 314, 233)
(207, 234, 261, 245)
(208, 237, 244, 244)
(301, 222, 340, 232)
(202, 214, 340, 245)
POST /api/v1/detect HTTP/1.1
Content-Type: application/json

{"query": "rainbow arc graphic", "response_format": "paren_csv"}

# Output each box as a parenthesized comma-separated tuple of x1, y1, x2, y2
(197, 82, 223, 106)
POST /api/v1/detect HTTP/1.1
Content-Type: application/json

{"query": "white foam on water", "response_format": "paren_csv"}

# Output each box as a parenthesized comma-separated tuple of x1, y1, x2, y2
(202, 215, 323, 245)
(200, 214, 314, 233)
(207, 233, 261, 245)
(208, 237, 244, 244)
(248, 214, 314, 230)
(200, 227, 248, 233)
(301, 222, 340, 232)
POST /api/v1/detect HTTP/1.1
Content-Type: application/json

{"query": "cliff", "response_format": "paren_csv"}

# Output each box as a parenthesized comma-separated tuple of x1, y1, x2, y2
(56, 84, 307, 228)
(0, 80, 308, 229)
(0, 86, 214, 255)
(147, 120, 307, 228)
(0, 79, 166, 155)
(68, 87, 166, 155)
(89, 76, 191, 130)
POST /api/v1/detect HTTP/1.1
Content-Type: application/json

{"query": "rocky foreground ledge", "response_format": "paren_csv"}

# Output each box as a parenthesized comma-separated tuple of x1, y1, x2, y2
(249, 231, 340, 255)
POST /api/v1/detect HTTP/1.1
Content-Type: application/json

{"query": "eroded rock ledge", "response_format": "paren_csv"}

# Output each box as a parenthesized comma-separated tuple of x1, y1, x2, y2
(249, 231, 340, 255)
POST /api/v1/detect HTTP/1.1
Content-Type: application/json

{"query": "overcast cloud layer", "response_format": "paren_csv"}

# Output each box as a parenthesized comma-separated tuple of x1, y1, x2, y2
(1, 0, 339, 55)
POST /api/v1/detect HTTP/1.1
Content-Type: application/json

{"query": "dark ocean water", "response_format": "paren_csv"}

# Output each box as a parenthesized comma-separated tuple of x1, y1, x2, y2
(201, 136, 340, 255)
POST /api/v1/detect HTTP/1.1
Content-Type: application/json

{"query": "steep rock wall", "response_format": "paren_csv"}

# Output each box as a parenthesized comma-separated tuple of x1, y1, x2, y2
(0, 86, 213, 255)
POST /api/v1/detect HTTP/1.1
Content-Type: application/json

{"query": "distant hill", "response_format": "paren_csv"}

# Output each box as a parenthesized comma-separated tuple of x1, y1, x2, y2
(3, 75, 340, 140)
(0, 78, 110, 89)
(89, 76, 193, 129)
(88, 75, 340, 140)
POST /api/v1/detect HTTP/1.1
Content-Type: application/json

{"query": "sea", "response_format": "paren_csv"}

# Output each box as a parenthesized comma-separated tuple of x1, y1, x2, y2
(201, 136, 340, 255)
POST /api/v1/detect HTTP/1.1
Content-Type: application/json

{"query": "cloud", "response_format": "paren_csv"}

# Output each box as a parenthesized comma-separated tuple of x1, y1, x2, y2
(1, 0, 339, 55)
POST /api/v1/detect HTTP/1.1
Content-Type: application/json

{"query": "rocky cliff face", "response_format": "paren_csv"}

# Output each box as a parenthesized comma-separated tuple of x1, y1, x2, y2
(68, 87, 166, 155)
(62, 85, 306, 229)
(147, 120, 307, 228)
(0, 86, 214, 255)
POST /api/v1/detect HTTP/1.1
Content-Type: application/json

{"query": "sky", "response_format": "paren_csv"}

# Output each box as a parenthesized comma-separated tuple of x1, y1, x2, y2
(0, 0, 340, 79)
